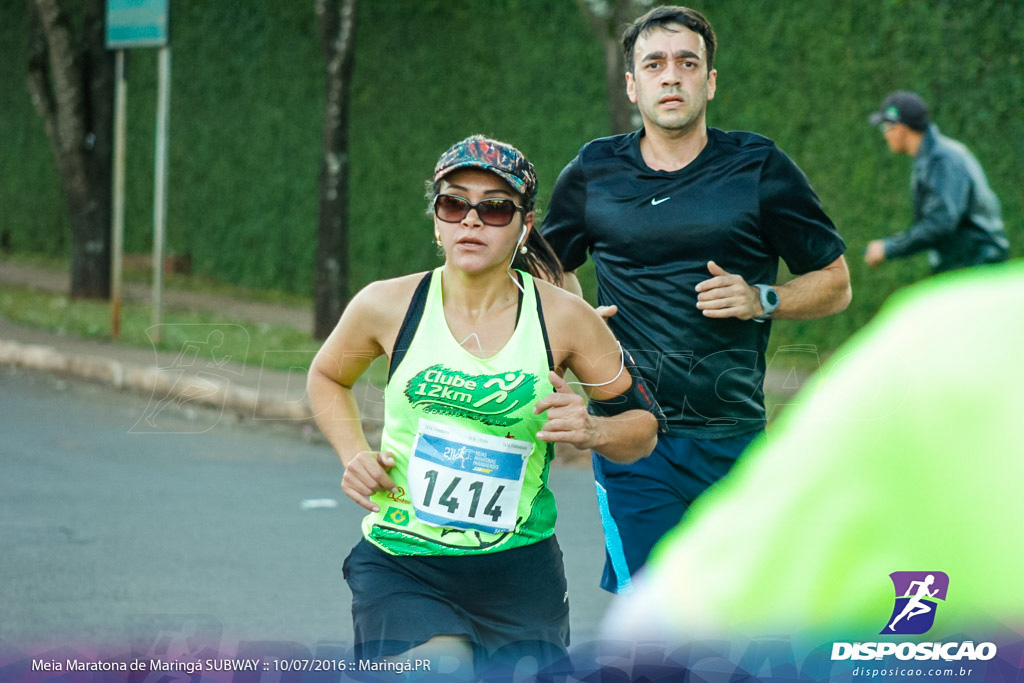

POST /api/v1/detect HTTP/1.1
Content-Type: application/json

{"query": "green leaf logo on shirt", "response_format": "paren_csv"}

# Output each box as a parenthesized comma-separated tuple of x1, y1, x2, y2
(405, 364, 536, 426)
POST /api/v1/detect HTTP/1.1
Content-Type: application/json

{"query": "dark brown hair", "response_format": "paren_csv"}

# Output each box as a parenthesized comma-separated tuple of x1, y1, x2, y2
(512, 229, 564, 287)
(622, 6, 716, 75)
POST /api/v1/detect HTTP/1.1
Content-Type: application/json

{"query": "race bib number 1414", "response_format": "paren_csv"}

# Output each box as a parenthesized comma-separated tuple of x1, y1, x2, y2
(408, 419, 532, 534)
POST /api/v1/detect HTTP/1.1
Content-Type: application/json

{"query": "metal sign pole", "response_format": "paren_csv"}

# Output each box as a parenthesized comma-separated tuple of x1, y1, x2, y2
(151, 45, 172, 342)
(110, 49, 128, 339)
(106, 0, 169, 341)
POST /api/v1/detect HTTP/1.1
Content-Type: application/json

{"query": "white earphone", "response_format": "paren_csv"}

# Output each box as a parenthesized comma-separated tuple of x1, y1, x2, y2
(506, 223, 530, 294)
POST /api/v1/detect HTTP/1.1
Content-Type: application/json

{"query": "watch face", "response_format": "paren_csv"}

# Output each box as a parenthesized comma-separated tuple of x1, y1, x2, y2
(767, 289, 779, 306)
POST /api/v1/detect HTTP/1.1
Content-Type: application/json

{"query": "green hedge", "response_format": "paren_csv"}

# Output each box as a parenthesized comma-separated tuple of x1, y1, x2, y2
(2, 0, 1022, 359)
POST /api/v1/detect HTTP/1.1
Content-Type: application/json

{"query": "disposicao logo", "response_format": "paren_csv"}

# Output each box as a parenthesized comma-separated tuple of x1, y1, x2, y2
(831, 570, 997, 663)
(882, 571, 949, 635)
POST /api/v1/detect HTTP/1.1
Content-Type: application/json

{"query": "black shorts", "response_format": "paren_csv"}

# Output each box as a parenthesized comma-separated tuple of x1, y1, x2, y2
(343, 535, 570, 674)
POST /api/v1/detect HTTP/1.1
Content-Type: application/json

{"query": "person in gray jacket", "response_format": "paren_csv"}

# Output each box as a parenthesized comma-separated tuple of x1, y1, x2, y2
(864, 91, 1009, 273)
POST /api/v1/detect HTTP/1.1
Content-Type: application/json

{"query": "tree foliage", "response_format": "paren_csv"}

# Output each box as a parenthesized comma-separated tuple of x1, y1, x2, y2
(3, 0, 1022, 356)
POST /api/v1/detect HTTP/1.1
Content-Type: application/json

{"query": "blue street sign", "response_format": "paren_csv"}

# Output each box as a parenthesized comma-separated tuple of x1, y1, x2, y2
(106, 0, 169, 49)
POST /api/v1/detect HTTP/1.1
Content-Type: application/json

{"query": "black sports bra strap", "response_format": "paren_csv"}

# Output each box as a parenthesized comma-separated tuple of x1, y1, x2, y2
(388, 272, 433, 382)
(389, 271, 551, 380)
(534, 283, 555, 372)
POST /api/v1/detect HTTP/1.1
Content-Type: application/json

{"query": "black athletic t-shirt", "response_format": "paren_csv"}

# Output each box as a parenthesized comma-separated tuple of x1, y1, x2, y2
(540, 128, 846, 438)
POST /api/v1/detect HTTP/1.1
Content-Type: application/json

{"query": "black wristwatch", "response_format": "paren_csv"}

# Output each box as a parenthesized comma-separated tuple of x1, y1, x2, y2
(753, 284, 779, 322)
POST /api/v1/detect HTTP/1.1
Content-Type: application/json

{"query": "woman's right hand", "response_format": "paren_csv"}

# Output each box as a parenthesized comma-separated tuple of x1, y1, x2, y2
(341, 451, 397, 512)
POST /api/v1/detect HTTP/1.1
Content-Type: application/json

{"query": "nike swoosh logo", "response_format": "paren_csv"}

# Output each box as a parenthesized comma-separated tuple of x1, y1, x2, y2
(650, 197, 670, 206)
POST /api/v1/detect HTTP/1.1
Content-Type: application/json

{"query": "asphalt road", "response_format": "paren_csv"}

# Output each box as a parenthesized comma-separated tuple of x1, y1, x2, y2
(0, 367, 612, 660)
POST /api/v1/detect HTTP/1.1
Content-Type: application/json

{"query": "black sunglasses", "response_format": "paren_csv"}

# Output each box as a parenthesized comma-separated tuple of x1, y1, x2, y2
(433, 194, 525, 227)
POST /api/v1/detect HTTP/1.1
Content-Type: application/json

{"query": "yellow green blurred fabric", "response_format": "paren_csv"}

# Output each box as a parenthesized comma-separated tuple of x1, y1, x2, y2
(626, 260, 1024, 644)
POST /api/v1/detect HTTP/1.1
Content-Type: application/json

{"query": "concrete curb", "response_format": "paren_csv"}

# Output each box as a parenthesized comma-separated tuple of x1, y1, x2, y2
(0, 338, 314, 422)
(2, 330, 802, 455)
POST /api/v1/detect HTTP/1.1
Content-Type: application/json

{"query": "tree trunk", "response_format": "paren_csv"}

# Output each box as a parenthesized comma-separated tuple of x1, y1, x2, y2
(313, 0, 358, 340)
(601, 33, 634, 135)
(26, 0, 114, 299)
(575, 0, 653, 134)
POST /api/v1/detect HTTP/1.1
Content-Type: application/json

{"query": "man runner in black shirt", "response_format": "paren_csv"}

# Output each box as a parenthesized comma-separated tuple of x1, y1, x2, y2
(540, 5, 851, 594)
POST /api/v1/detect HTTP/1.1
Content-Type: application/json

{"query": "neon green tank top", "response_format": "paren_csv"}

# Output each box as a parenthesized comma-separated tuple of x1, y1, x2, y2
(625, 261, 1024, 644)
(363, 268, 557, 556)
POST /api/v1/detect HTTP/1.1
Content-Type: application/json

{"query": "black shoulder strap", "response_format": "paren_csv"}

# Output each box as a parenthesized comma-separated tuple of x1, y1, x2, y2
(388, 272, 433, 382)
(533, 282, 555, 372)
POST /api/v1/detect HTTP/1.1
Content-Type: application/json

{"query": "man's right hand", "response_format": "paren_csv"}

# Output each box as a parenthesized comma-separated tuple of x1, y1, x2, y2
(564, 272, 619, 320)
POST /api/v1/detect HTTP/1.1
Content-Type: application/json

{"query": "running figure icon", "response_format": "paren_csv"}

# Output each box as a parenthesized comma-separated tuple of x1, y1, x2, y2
(888, 574, 939, 632)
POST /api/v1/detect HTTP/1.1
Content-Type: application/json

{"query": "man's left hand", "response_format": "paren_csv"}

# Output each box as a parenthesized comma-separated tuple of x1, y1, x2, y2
(696, 261, 761, 320)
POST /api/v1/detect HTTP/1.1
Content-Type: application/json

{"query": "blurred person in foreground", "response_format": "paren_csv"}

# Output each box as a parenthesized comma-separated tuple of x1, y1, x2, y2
(540, 5, 851, 595)
(865, 91, 1009, 273)
(307, 135, 662, 681)
(602, 260, 1024, 674)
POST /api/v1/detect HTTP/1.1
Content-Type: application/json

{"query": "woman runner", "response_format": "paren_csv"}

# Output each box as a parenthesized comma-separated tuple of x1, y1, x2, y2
(307, 135, 661, 680)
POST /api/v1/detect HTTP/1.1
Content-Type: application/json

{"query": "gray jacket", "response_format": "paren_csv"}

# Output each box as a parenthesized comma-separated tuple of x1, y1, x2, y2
(884, 125, 1009, 272)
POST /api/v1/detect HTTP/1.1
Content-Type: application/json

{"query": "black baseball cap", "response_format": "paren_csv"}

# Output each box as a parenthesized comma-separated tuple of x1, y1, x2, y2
(869, 91, 930, 131)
